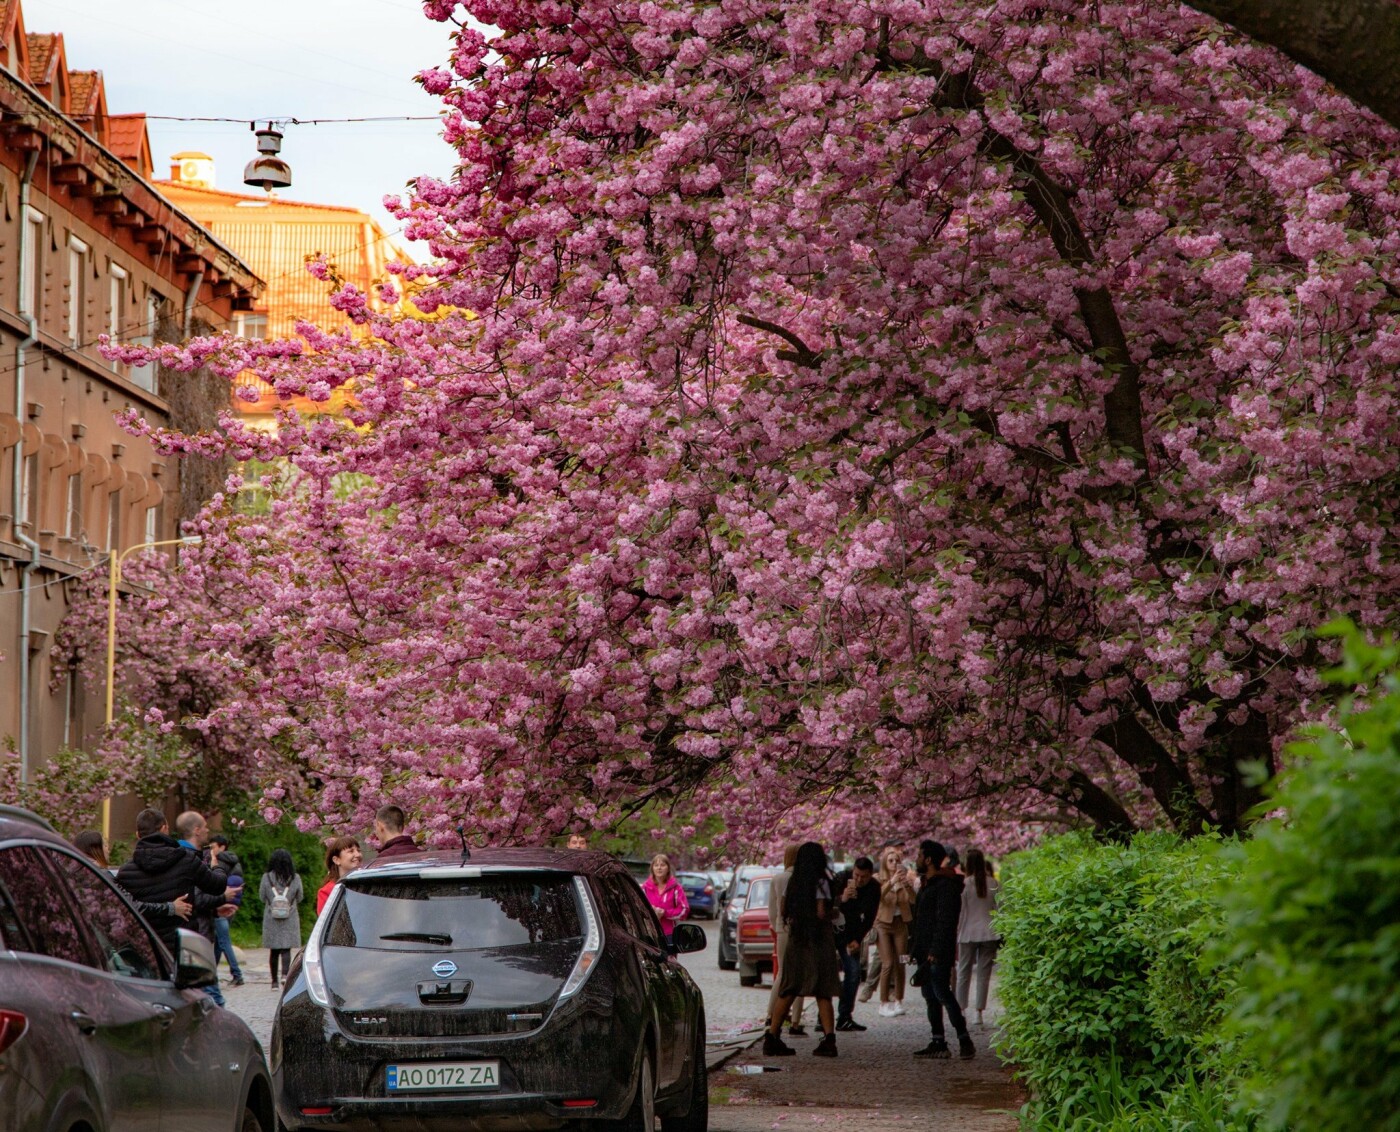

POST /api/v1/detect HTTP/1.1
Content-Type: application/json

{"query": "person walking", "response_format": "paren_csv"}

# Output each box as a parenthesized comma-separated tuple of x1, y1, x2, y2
(910, 840, 975, 1060)
(875, 844, 914, 1017)
(260, 848, 304, 989)
(372, 804, 423, 859)
(763, 842, 842, 1059)
(642, 853, 689, 950)
(955, 848, 1000, 1027)
(316, 835, 363, 913)
(767, 844, 807, 1035)
(833, 855, 880, 1031)
(207, 833, 246, 987)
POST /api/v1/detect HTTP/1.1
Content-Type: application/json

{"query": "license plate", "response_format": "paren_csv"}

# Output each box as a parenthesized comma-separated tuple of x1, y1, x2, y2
(386, 1061, 500, 1092)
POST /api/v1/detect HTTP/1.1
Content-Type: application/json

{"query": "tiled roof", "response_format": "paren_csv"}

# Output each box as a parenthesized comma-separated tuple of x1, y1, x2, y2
(25, 31, 53, 80)
(107, 113, 147, 159)
(68, 68, 98, 113)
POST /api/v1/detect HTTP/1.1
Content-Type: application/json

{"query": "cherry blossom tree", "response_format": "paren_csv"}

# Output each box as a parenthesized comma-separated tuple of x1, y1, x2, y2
(111, 0, 1400, 847)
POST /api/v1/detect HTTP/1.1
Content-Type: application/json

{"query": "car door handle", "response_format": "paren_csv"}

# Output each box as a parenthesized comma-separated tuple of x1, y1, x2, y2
(70, 1010, 97, 1035)
(152, 1004, 176, 1029)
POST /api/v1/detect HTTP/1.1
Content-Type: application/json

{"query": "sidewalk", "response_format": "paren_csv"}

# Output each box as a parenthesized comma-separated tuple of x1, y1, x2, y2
(710, 1002, 1023, 1132)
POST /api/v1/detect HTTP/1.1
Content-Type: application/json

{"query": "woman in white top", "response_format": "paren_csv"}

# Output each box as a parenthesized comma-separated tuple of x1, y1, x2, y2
(955, 848, 1000, 1026)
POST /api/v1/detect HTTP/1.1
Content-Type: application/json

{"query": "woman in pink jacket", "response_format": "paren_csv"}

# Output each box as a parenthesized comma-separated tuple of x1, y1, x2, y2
(642, 853, 690, 950)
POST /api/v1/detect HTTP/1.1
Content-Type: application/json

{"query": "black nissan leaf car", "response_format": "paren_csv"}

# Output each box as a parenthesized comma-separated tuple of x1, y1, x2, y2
(272, 848, 708, 1132)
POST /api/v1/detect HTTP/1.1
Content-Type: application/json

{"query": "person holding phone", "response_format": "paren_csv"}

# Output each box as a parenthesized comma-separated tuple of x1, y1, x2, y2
(875, 845, 914, 1017)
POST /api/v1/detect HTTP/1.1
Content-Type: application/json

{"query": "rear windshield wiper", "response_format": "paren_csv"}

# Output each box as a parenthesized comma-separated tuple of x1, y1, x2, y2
(380, 932, 453, 945)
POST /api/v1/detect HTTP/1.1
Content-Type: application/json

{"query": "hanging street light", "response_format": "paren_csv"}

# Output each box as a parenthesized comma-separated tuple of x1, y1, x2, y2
(243, 123, 292, 192)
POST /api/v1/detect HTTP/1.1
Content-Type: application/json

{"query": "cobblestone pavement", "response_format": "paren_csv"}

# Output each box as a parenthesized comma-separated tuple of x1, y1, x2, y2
(223, 918, 1023, 1129)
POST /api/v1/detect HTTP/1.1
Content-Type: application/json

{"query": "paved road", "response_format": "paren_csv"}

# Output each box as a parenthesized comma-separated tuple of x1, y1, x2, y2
(223, 917, 1021, 1129)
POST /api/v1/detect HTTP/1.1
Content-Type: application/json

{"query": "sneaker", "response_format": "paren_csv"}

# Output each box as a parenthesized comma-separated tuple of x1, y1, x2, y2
(762, 1032, 796, 1058)
(958, 1034, 976, 1059)
(891, 1001, 908, 1017)
(857, 986, 874, 1003)
(913, 1040, 951, 1059)
(835, 1019, 867, 1032)
(877, 1002, 894, 1017)
(812, 1033, 838, 1058)
(231, 977, 245, 987)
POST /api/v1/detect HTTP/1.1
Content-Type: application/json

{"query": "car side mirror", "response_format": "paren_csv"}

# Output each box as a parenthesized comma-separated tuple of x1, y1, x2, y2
(174, 928, 218, 990)
(672, 923, 706, 954)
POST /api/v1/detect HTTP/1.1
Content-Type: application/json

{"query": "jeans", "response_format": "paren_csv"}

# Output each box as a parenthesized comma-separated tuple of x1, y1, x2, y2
(213, 916, 242, 980)
(837, 948, 861, 1023)
(919, 958, 968, 1040)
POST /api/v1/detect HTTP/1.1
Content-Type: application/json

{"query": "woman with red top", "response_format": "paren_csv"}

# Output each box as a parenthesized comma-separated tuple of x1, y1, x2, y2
(316, 835, 363, 914)
(642, 853, 689, 950)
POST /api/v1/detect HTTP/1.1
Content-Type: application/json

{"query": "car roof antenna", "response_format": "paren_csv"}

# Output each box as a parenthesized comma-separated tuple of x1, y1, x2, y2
(457, 825, 471, 862)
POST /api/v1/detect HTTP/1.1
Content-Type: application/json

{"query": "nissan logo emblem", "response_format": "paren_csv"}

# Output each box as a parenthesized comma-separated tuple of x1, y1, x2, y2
(432, 960, 458, 978)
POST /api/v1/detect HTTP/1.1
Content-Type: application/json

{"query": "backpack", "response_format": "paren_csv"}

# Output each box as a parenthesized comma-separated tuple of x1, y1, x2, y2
(270, 882, 292, 920)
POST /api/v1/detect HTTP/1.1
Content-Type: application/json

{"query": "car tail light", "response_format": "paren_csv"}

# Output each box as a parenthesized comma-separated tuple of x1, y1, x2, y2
(0, 1010, 26, 1055)
(562, 1099, 598, 1108)
(704, 885, 714, 894)
(558, 876, 602, 1000)
(300, 1107, 334, 1116)
(301, 884, 339, 1007)
(738, 922, 773, 942)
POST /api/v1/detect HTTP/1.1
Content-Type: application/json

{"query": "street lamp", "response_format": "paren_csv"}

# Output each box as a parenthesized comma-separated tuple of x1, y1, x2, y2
(100, 535, 203, 841)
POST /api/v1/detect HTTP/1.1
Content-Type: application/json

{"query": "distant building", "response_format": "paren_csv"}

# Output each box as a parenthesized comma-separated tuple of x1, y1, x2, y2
(158, 156, 403, 422)
(0, 0, 261, 783)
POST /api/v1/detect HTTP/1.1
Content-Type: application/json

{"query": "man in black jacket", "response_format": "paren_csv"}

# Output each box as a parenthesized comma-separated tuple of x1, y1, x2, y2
(909, 839, 974, 1060)
(116, 808, 236, 959)
(832, 856, 880, 1031)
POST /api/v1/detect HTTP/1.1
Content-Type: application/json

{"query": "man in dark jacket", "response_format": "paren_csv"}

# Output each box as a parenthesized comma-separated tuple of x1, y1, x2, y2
(206, 831, 246, 987)
(116, 808, 235, 959)
(372, 804, 423, 859)
(832, 856, 880, 1031)
(909, 839, 974, 1060)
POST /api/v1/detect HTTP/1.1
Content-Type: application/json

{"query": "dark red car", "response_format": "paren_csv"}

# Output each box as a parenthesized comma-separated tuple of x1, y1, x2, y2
(735, 873, 777, 987)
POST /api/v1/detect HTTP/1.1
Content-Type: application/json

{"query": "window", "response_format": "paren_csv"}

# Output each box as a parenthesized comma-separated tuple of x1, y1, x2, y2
(234, 312, 268, 340)
(108, 263, 127, 365)
(143, 503, 159, 544)
(19, 452, 38, 528)
(45, 849, 165, 980)
(0, 846, 96, 967)
(107, 489, 121, 550)
(130, 290, 162, 392)
(66, 473, 83, 540)
(21, 207, 43, 317)
(325, 875, 583, 950)
(67, 236, 89, 344)
(615, 877, 665, 948)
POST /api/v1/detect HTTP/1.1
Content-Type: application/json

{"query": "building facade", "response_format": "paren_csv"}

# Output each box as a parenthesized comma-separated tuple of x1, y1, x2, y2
(0, 0, 261, 784)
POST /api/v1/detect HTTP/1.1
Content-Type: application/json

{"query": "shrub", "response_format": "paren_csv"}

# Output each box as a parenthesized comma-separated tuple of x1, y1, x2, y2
(996, 830, 1244, 1112)
(1023, 1055, 1257, 1132)
(1220, 624, 1400, 1132)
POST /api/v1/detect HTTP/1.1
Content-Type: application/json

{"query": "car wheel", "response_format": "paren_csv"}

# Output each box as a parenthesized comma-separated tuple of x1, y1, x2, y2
(738, 971, 760, 987)
(661, 1017, 708, 1132)
(241, 1105, 264, 1132)
(604, 1047, 656, 1132)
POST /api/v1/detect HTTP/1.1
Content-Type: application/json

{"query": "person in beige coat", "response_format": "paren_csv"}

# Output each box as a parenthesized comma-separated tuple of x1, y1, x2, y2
(875, 845, 915, 1016)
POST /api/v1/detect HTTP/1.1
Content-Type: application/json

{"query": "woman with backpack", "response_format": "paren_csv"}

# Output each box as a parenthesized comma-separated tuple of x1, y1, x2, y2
(260, 848, 304, 988)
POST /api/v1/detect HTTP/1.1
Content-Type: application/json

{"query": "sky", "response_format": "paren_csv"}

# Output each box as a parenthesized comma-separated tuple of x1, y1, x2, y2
(25, 0, 459, 248)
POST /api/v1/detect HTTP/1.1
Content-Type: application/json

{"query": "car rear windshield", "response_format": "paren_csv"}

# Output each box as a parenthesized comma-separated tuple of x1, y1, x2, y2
(747, 877, 772, 909)
(325, 873, 582, 950)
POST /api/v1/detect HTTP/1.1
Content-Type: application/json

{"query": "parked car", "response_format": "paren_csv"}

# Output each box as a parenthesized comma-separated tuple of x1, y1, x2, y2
(677, 871, 717, 919)
(272, 848, 709, 1132)
(716, 864, 774, 971)
(735, 874, 777, 987)
(0, 804, 275, 1132)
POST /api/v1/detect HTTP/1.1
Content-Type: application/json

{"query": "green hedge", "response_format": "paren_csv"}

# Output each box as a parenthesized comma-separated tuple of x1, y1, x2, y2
(1219, 625, 1400, 1132)
(995, 830, 1245, 1118)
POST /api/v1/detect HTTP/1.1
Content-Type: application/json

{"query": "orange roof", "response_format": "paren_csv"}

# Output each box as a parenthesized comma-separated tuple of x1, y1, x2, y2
(25, 31, 54, 80)
(108, 112, 152, 178)
(68, 68, 99, 113)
